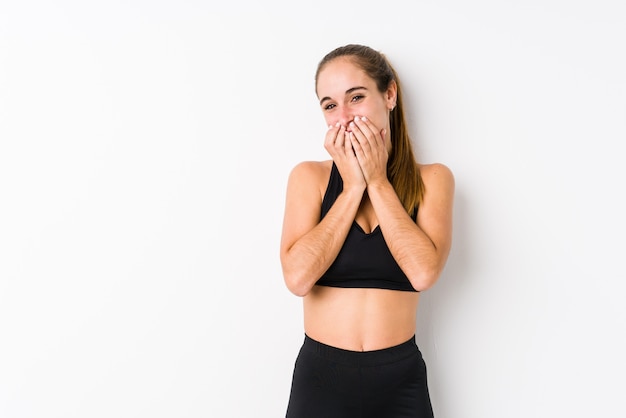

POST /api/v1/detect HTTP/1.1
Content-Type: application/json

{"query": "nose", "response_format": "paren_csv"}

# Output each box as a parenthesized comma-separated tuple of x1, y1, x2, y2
(336, 106, 353, 129)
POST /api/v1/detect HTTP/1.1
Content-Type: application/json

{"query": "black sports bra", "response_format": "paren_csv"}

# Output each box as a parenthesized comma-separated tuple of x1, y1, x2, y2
(316, 163, 418, 292)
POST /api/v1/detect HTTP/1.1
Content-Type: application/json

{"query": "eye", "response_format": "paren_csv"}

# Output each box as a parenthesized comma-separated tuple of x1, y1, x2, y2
(351, 95, 364, 102)
(324, 103, 336, 111)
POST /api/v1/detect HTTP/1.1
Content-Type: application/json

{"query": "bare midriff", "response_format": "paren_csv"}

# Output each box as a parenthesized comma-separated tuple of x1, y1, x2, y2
(303, 285, 420, 352)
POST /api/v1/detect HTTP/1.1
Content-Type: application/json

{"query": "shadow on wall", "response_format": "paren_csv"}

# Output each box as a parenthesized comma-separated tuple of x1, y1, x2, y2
(415, 185, 473, 412)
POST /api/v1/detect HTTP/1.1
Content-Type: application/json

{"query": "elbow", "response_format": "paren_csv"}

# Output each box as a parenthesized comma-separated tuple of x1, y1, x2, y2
(280, 251, 317, 297)
(404, 249, 451, 291)
(286, 281, 310, 297)
(407, 266, 442, 292)
(282, 270, 313, 297)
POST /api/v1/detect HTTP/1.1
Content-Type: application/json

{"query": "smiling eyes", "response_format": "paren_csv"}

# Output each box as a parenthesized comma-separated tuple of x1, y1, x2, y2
(351, 95, 364, 102)
(323, 95, 364, 111)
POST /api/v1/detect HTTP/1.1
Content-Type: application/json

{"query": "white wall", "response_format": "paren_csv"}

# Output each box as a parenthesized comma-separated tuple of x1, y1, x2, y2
(1, 1, 624, 417)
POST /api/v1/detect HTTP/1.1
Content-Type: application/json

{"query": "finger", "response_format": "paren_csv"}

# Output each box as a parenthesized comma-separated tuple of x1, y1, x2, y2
(353, 116, 381, 148)
(324, 123, 344, 151)
(324, 123, 339, 147)
(344, 130, 355, 157)
(348, 119, 372, 152)
(350, 131, 365, 160)
(335, 124, 346, 147)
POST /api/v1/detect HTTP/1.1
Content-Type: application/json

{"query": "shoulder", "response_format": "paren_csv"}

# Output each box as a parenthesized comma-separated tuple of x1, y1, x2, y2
(288, 160, 333, 197)
(287, 160, 332, 214)
(418, 162, 455, 194)
(288, 159, 333, 184)
(419, 162, 454, 183)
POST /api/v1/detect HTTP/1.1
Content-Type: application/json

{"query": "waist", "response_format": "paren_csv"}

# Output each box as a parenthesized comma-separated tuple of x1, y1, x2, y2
(300, 333, 420, 366)
(303, 286, 419, 351)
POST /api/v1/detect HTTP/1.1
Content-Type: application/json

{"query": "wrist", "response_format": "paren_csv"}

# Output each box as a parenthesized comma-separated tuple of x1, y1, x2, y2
(366, 177, 392, 193)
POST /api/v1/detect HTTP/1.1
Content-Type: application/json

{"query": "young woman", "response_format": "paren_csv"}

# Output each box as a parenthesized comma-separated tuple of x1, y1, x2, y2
(280, 44, 454, 418)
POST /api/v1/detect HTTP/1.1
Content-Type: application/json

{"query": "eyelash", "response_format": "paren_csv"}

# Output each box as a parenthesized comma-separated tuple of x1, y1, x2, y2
(324, 95, 364, 111)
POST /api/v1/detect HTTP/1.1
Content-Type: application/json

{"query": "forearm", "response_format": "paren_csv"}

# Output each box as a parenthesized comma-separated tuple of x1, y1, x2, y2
(367, 181, 444, 290)
(282, 187, 363, 296)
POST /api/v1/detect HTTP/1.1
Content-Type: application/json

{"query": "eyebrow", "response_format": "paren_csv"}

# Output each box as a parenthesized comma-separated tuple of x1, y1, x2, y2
(319, 86, 368, 106)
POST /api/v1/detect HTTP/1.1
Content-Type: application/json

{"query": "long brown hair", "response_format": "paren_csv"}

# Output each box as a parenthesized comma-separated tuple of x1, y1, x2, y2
(315, 44, 425, 215)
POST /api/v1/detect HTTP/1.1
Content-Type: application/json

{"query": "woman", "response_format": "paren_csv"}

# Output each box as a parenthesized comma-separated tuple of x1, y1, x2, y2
(280, 44, 454, 418)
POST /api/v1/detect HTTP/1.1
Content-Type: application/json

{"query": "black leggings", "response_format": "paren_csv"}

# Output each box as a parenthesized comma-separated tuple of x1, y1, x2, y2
(285, 335, 434, 418)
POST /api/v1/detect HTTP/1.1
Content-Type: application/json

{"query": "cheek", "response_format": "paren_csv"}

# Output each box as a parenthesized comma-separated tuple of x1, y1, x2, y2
(367, 106, 388, 128)
(323, 114, 341, 128)
(372, 115, 389, 133)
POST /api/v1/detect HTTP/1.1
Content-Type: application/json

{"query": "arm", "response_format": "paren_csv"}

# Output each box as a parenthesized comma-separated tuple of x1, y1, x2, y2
(280, 124, 366, 297)
(349, 116, 455, 291)
(367, 164, 455, 291)
(279, 161, 363, 296)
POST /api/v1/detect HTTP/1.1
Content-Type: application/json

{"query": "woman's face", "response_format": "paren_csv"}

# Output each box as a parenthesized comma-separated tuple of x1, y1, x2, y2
(316, 57, 396, 147)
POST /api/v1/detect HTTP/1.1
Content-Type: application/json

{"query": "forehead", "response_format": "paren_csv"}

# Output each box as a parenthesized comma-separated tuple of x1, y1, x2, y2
(316, 58, 375, 96)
